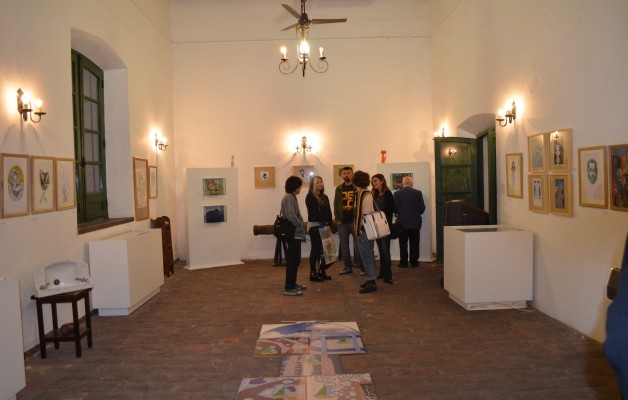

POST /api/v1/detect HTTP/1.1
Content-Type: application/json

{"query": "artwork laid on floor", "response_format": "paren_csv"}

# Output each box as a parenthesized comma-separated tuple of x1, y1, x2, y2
(31, 156, 55, 213)
(528, 174, 548, 213)
(254, 166, 275, 189)
(293, 165, 315, 185)
(332, 164, 354, 186)
(390, 172, 413, 190)
(309, 335, 365, 355)
(235, 377, 306, 400)
(204, 205, 226, 223)
(132, 157, 149, 221)
(54, 158, 76, 210)
(1, 153, 30, 217)
(549, 129, 572, 172)
(549, 174, 572, 216)
(306, 374, 379, 400)
(280, 355, 343, 377)
(259, 321, 361, 339)
(253, 337, 309, 357)
(578, 146, 607, 208)
(149, 165, 158, 199)
(610, 144, 628, 211)
(506, 153, 523, 198)
(203, 178, 225, 196)
(528, 132, 548, 172)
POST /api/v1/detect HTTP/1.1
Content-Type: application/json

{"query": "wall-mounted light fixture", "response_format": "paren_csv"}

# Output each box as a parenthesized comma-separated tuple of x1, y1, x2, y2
(17, 88, 46, 123)
(448, 148, 458, 157)
(296, 136, 312, 153)
(496, 101, 516, 127)
(154, 132, 168, 151)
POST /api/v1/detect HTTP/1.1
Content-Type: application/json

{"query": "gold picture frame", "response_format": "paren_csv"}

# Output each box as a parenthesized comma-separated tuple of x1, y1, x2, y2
(332, 164, 354, 187)
(528, 174, 548, 213)
(549, 174, 573, 216)
(578, 146, 607, 208)
(528, 133, 548, 173)
(55, 158, 76, 210)
(149, 165, 158, 199)
(548, 129, 572, 172)
(506, 153, 523, 198)
(254, 166, 276, 189)
(31, 156, 56, 213)
(1, 153, 30, 217)
(610, 144, 628, 211)
(132, 157, 150, 221)
(293, 165, 316, 186)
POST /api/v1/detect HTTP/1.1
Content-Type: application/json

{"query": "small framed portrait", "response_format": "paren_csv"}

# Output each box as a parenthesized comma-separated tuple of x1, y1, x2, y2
(528, 174, 548, 213)
(204, 205, 226, 223)
(293, 165, 316, 186)
(149, 165, 158, 199)
(578, 146, 607, 208)
(55, 158, 76, 210)
(506, 153, 523, 198)
(528, 132, 548, 173)
(548, 129, 572, 172)
(610, 144, 628, 211)
(254, 166, 275, 189)
(390, 172, 413, 190)
(132, 157, 150, 221)
(1, 153, 30, 217)
(549, 174, 573, 216)
(203, 178, 226, 196)
(332, 164, 354, 187)
(31, 156, 56, 213)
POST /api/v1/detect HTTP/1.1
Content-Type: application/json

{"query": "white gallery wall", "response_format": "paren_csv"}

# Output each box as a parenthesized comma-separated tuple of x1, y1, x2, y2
(429, 0, 628, 341)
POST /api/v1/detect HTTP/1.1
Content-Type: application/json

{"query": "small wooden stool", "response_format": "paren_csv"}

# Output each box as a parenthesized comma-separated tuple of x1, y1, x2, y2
(31, 288, 93, 358)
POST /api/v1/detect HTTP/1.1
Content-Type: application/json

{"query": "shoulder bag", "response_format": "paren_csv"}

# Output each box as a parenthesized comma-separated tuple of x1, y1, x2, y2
(361, 191, 391, 240)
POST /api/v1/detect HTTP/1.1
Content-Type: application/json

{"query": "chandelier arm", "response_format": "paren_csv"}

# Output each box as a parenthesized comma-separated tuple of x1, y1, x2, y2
(308, 58, 329, 74)
(279, 59, 300, 75)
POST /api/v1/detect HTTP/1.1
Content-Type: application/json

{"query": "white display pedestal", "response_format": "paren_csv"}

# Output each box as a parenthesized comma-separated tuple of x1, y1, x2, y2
(0, 278, 26, 400)
(89, 230, 164, 316)
(444, 225, 533, 310)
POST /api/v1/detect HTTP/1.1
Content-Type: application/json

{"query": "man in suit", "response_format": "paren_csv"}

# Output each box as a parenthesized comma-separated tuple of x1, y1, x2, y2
(393, 176, 426, 268)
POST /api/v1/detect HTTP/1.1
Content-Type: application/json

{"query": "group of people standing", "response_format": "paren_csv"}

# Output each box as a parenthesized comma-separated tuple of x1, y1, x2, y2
(280, 166, 426, 296)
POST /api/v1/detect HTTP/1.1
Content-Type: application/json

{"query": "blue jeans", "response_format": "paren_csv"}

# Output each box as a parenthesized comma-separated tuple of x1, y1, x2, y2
(338, 222, 361, 269)
(376, 236, 392, 280)
(356, 233, 376, 281)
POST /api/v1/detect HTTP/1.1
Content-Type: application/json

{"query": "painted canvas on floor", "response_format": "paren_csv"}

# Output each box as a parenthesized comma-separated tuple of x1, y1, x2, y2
(280, 355, 343, 377)
(235, 377, 306, 400)
(253, 337, 309, 357)
(309, 335, 365, 355)
(259, 321, 360, 339)
(306, 374, 379, 400)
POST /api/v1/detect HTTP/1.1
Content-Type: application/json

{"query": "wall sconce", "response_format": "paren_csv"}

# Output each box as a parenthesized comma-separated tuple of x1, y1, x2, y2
(496, 101, 516, 127)
(448, 148, 458, 157)
(296, 136, 312, 153)
(17, 88, 46, 123)
(154, 133, 168, 151)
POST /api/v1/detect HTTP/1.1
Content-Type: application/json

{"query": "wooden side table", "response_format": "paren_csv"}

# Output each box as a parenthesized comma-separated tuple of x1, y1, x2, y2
(31, 288, 93, 358)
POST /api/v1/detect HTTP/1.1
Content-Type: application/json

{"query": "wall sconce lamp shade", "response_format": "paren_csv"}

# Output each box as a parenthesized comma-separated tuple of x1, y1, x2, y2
(296, 136, 312, 153)
(496, 101, 516, 127)
(154, 133, 168, 151)
(17, 88, 46, 123)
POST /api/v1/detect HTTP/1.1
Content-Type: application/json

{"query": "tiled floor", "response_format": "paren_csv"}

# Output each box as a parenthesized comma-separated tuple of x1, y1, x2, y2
(18, 260, 619, 399)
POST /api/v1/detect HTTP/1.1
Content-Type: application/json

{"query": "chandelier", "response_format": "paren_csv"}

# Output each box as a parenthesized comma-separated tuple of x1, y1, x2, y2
(279, 25, 328, 77)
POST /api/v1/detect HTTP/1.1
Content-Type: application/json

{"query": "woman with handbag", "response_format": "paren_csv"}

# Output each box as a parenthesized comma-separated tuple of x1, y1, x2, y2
(372, 174, 394, 284)
(353, 170, 378, 293)
(306, 176, 333, 282)
(281, 176, 307, 296)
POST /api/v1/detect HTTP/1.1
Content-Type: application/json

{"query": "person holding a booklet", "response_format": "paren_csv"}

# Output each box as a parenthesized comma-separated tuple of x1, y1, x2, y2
(306, 176, 334, 282)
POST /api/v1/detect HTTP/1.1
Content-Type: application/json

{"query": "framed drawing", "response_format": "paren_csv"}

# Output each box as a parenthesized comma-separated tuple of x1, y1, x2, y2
(254, 167, 275, 189)
(204, 205, 226, 223)
(31, 156, 55, 213)
(149, 165, 158, 199)
(391, 172, 413, 190)
(548, 129, 572, 171)
(610, 144, 628, 211)
(132, 157, 149, 221)
(293, 165, 315, 186)
(578, 146, 607, 208)
(549, 174, 573, 216)
(506, 153, 523, 198)
(1, 153, 30, 217)
(528, 133, 548, 172)
(203, 178, 226, 196)
(55, 158, 76, 210)
(528, 174, 548, 213)
(332, 164, 354, 187)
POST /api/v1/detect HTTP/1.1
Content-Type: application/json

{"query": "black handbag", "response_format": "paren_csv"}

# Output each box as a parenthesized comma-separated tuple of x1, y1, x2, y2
(389, 218, 404, 240)
(273, 213, 295, 240)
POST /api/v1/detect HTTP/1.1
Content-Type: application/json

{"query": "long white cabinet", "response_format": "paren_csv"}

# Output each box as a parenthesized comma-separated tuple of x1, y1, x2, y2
(89, 230, 164, 316)
(0, 278, 26, 400)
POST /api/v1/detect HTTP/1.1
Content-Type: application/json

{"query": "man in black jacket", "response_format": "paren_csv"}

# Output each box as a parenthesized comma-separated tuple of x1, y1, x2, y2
(393, 176, 426, 268)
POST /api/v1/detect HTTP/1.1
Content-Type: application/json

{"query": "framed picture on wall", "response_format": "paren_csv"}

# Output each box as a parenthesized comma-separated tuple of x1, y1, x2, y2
(132, 157, 150, 221)
(578, 146, 607, 208)
(293, 165, 316, 186)
(203, 178, 226, 196)
(549, 174, 573, 216)
(391, 172, 413, 190)
(55, 158, 76, 210)
(332, 164, 354, 187)
(610, 144, 628, 211)
(528, 174, 548, 213)
(528, 133, 548, 173)
(548, 129, 572, 172)
(204, 205, 226, 223)
(149, 165, 158, 199)
(506, 153, 523, 198)
(1, 153, 30, 217)
(254, 166, 275, 189)
(31, 156, 56, 213)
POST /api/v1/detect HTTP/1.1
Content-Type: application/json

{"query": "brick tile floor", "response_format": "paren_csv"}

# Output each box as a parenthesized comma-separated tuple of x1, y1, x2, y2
(18, 260, 620, 399)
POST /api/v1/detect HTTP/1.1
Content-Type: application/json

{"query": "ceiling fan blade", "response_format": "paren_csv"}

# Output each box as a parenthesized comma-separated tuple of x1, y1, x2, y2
(311, 18, 347, 24)
(281, 4, 301, 19)
(281, 23, 298, 31)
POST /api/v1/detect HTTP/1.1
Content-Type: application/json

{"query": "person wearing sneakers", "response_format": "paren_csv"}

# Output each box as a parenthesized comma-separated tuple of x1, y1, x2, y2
(281, 176, 307, 296)
(333, 166, 361, 275)
(352, 170, 378, 294)
(306, 176, 333, 282)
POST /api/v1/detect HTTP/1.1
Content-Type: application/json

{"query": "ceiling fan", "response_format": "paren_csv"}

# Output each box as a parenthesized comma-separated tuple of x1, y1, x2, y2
(280, 0, 347, 32)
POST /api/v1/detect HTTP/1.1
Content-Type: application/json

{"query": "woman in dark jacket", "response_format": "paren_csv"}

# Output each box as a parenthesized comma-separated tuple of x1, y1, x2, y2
(306, 176, 333, 281)
(372, 174, 394, 284)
